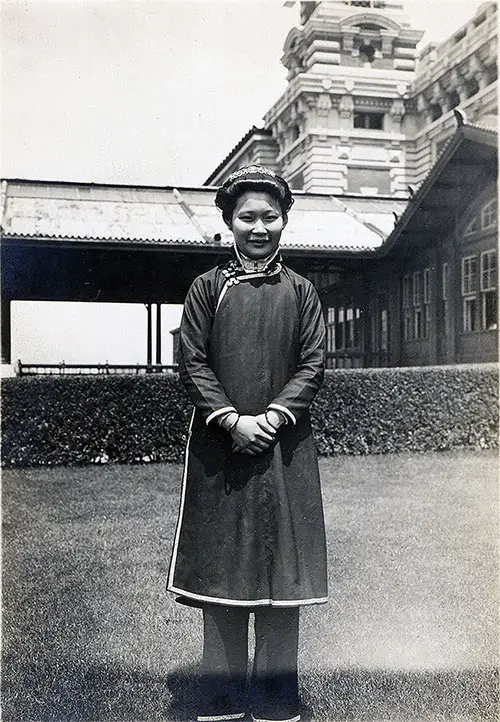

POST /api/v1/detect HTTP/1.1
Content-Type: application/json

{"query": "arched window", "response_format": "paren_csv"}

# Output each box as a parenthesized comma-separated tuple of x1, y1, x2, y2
(481, 199, 497, 229)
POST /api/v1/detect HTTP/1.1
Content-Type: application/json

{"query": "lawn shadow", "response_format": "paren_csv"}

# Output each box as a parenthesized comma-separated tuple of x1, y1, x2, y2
(2, 659, 497, 721)
(1, 655, 199, 722)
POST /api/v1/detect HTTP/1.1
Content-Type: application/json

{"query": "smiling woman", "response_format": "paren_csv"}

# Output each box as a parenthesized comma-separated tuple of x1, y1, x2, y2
(167, 166, 327, 722)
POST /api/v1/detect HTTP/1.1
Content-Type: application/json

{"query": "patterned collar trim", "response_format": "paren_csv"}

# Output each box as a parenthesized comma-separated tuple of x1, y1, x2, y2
(221, 247, 282, 286)
(233, 244, 280, 273)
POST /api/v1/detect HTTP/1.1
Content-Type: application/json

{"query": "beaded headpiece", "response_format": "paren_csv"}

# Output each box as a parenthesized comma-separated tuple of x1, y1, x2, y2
(215, 165, 294, 224)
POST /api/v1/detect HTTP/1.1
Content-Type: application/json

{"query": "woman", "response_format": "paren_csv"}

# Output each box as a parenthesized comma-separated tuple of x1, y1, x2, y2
(167, 165, 327, 722)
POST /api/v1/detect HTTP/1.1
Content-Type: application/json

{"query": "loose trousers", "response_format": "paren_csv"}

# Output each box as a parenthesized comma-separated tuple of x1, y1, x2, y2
(197, 605, 300, 722)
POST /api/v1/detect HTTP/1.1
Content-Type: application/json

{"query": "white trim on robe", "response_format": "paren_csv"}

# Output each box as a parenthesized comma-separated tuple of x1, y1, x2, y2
(167, 409, 195, 590)
(267, 403, 296, 426)
(198, 714, 245, 722)
(167, 583, 328, 607)
(206, 406, 238, 425)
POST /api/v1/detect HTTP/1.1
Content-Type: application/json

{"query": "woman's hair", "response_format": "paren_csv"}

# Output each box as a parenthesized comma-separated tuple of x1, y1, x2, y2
(215, 165, 294, 226)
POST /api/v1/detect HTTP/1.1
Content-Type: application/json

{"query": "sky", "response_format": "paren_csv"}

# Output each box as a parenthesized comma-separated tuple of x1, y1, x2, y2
(1, 0, 487, 365)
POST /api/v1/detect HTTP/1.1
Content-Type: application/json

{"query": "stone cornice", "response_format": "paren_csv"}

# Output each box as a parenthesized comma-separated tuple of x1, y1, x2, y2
(264, 71, 413, 125)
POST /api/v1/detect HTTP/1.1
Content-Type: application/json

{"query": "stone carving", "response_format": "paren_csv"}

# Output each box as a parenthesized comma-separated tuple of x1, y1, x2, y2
(339, 94, 354, 119)
(390, 99, 405, 124)
(317, 93, 332, 118)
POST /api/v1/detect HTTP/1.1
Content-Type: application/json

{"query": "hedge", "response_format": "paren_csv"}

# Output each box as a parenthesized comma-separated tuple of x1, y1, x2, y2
(1, 365, 498, 468)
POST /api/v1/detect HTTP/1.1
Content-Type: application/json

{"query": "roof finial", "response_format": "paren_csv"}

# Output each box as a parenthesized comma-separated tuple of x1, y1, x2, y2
(454, 108, 467, 127)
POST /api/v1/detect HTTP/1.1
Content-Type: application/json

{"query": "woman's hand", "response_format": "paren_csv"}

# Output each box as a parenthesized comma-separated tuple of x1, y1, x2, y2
(231, 414, 276, 455)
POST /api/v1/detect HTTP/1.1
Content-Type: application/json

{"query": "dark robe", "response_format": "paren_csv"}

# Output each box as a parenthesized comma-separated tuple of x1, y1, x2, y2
(167, 255, 328, 607)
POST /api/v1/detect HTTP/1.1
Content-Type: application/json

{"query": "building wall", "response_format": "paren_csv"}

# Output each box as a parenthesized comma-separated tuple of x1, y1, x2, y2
(388, 181, 498, 367)
(314, 178, 498, 369)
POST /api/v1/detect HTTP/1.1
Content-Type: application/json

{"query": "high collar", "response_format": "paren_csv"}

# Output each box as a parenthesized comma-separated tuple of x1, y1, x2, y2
(233, 244, 280, 274)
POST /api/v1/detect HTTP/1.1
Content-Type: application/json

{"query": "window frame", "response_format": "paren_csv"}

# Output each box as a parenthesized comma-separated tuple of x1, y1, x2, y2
(463, 296, 478, 333)
(480, 249, 497, 292)
(461, 255, 478, 296)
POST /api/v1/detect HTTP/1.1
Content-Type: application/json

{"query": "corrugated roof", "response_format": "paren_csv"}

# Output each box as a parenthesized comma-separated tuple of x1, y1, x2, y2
(1, 180, 408, 253)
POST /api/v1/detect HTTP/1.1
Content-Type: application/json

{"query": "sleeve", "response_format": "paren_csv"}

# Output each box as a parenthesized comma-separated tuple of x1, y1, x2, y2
(266, 280, 325, 425)
(178, 274, 238, 425)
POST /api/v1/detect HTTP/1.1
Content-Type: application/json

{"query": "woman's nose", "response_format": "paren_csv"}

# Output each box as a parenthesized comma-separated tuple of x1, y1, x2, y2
(252, 219, 267, 233)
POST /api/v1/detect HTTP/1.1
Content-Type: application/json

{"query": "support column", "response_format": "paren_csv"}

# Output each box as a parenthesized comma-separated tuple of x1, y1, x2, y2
(155, 303, 162, 365)
(146, 303, 152, 365)
(1, 294, 12, 365)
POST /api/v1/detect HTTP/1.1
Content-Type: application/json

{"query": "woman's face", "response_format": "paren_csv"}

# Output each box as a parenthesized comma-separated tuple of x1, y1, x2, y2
(230, 191, 285, 260)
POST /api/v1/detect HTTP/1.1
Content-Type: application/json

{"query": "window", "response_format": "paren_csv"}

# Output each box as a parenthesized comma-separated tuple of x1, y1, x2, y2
(423, 268, 430, 304)
(325, 305, 362, 367)
(481, 250, 497, 291)
(402, 271, 430, 341)
(402, 274, 412, 341)
(441, 263, 449, 335)
(462, 255, 478, 330)
(462, 256, 478, 295)
(353, 112, 384, 130)
(414, 306, 423, 340)
(481, 250, 498, 330)
(461, 253, 497, 332)
(481, 199, 497, 229)
(326, 307, 336, 354)
(463, 296, 478, 332)
(423, 268, 431, 339)
(413, 271, 421, 306)
(370, 300, 388, 355)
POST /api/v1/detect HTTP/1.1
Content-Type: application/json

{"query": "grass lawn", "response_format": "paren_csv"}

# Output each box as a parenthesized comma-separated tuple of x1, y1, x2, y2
(2, 451, 498, 721)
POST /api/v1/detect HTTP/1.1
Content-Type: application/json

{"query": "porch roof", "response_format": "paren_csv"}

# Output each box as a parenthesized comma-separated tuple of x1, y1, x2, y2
(1, 179, 408, 254)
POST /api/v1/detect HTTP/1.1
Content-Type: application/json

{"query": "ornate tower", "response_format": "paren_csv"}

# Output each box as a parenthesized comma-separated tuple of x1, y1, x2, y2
(263, 0, 424, 195)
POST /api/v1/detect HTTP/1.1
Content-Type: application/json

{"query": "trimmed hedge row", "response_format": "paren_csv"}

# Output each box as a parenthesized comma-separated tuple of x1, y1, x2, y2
(1, 365, 498, 467)
(311, 365, 498, 455)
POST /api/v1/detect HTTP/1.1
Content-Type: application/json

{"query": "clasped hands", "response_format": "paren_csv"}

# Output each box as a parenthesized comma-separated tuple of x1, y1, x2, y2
(230, 413, 281, 456)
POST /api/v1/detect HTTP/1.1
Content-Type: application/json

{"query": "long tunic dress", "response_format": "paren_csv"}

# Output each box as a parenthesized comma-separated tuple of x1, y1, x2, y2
(167, 254, 328, 607)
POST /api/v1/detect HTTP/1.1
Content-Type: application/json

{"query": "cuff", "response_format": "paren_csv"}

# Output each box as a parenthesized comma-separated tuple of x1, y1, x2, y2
(206, 406, 238, 426)
(267, 403, 296, 426)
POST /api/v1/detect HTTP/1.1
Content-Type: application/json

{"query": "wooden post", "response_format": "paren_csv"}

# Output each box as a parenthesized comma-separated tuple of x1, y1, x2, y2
(146, 303, 152, 366)
(1, 294, 11, 365)
(156, 303, 162, 365)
